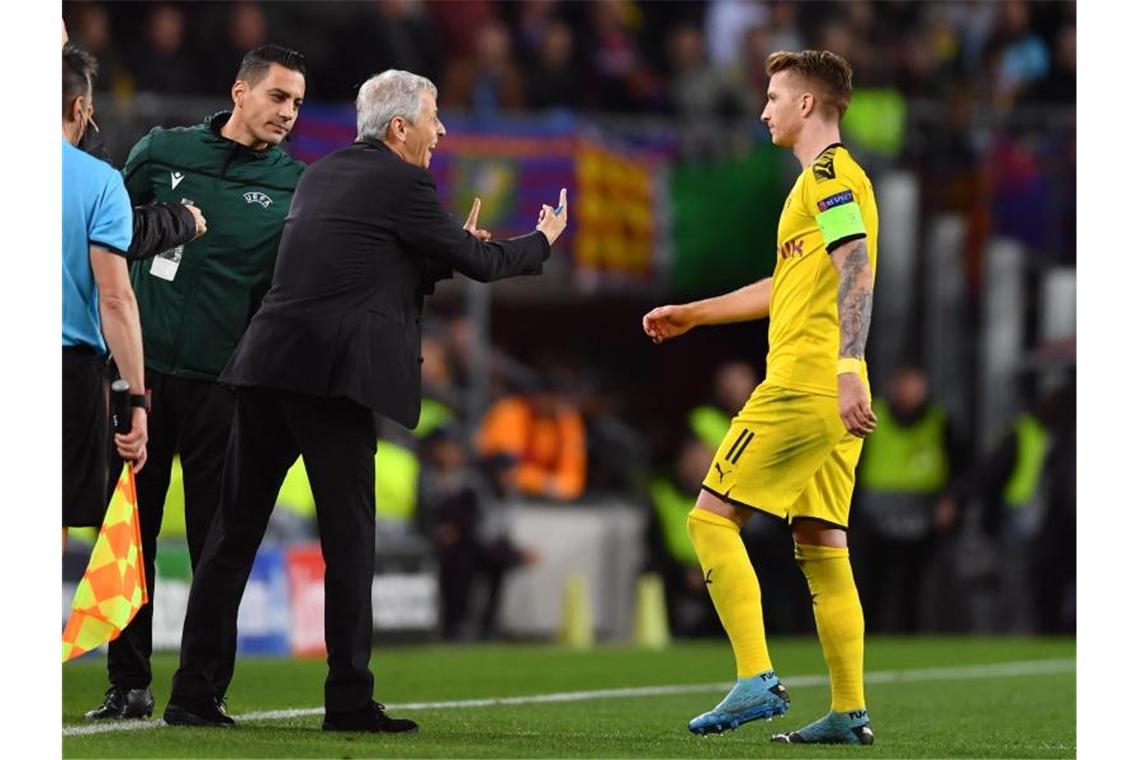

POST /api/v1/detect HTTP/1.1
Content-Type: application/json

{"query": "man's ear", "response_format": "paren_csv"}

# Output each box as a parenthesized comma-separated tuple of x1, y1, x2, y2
(389, 115, 406, 141)
(232, 80, 247, 109)
(800, 91, 816, 118)
(69, 94, 85, 124)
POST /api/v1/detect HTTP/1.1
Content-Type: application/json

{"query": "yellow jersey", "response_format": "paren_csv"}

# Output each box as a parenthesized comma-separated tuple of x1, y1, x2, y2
(765, 143, 878, 396)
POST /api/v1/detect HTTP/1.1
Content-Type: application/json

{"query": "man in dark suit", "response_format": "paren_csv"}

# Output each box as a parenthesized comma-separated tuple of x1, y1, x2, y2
(164, 69, 568, 732)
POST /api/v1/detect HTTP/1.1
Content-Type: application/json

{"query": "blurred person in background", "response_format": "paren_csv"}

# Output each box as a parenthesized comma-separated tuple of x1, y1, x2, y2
(426, 0, 493, 62)
(586, 0, 662, 111)
(974, 379, 1074, 634)
(85, 45, 307, 723)
(129, 3, 198, 95)
(1028, 379, 1075, 634)
(524, 20, 583, 111)
(512, 0, 562, 66)
(575, 363, 648, 498)
(167, 69, 567, 732)
(340, 1, 442, 103)
(443, 311, 537, 413)
(1026, 22, 1076, 104)
(688, 359, 758, 454)
(62, 43, 148, 544)
(442, 19, 525, 115)
(983, 0, 1050, 108)
(764, 1, 804, 57)
(477, 370, 587, 503)
(203, 1, 269, 94)
(65, 2, 130, 94)
(419, 425, 536, 640)
(415, 327, 463, 437)
(643, 50, 878, 745)
(646, 437, 720, 637)
(667, 23, 750, 160)
(705, 0, 768, 71)
(855, 364, 967, 633)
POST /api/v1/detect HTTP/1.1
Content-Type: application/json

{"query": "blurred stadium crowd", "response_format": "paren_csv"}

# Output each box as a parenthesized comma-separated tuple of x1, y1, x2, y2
(67, 0, 1074, 113)
(63, 0, 1075, 641)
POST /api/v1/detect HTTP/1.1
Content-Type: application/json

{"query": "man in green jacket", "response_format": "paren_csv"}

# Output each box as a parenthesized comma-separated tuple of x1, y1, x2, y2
(85, 44, 307, 721)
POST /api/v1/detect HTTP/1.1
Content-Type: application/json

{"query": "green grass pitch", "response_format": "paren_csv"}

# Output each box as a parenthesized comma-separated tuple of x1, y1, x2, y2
(63, 637, 1075, 758)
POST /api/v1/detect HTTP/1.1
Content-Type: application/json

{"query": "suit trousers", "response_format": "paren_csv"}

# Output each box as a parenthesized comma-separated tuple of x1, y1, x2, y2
(108, 369, 235, 690)
(171, 386, 378, 711)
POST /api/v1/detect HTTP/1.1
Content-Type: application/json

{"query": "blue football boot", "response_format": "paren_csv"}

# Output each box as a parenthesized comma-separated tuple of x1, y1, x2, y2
(771, 708, 874, 745)
(688, 670, 790, 735)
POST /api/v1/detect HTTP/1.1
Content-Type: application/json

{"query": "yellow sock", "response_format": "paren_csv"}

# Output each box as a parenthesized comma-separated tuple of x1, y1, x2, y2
(796, 543, 865, 711)
(686, 508, 772, 678)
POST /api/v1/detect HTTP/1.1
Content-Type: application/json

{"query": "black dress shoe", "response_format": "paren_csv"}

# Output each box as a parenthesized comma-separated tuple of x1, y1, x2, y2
(85, 687, 154, 720)
(163, 696, 236, 728)
(323, 701, 419, 734)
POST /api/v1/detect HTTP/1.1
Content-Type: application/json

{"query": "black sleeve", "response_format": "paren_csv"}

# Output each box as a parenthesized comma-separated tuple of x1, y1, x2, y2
(395, 171, 551, 283)
(126, 204, 198, 261)
(419, 259, 455, 295)
(977, 431, 1018, 536)
(942, 416, 972, 501)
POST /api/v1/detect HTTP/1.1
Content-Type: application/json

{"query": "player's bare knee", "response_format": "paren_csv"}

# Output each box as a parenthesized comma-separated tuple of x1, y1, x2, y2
(693, 488, 750, 528)
(791, 517, 848, 548)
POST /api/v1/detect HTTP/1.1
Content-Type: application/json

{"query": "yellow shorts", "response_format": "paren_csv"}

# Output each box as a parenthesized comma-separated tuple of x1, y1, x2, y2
(701, 383, 864, 529)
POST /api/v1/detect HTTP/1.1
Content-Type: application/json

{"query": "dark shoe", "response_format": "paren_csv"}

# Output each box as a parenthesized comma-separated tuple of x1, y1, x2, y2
(772, 709, 874, 745)
(323, 701, 419, 734)
(163, 696, 236, 728)
(85, 687, 154, 720)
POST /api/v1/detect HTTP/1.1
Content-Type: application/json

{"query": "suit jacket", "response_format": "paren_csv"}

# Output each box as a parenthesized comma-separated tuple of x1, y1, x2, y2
(220, 139, 551, 428)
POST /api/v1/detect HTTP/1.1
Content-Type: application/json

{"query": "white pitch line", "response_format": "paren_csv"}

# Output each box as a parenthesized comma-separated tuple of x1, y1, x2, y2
(63, 657, 1074, 738)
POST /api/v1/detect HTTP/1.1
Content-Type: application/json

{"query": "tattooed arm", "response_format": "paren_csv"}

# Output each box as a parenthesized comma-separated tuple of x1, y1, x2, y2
(831, 238, 877, 437)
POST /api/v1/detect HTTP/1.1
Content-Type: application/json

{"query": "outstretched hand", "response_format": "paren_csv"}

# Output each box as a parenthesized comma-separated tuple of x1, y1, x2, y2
(642, 304, 697, 343)
(536, 187, 568, 246)
(464, 197, 492, 241)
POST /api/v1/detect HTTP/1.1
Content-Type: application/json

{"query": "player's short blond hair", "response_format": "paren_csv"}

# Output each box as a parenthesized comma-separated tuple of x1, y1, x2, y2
(765, 50, 854, 120)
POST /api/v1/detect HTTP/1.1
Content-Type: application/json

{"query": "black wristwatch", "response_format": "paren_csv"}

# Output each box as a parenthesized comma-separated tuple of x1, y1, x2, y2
(129, 392, 151, 413)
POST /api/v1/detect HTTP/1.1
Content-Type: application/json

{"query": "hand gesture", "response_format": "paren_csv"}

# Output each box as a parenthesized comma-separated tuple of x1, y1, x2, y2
(464, 197, 491, 241)
(536, 187, 568, 246)
(185, 204, 207, 239)
(837, 372, 876, 438)
(642, 304, 697, 344)
(114, 407, 149, 473)
(934, 496, 957, 532)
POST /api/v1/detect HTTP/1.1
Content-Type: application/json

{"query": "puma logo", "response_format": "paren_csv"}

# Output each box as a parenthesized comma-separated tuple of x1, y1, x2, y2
(714, 462, 731, 482)
(704, 569, 713, 585)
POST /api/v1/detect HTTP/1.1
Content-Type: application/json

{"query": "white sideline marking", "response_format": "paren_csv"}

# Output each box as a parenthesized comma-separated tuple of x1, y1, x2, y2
(63, 657, 1074, 738)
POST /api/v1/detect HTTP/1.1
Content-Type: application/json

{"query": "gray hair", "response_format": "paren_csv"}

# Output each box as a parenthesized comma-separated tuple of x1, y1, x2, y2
(355, 70, 437, 141)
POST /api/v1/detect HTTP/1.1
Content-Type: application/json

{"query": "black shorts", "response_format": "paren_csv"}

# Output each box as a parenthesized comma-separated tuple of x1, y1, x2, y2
(62, 346, 109, 527)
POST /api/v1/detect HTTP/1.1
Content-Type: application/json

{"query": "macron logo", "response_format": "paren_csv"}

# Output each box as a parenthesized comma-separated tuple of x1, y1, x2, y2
(170, 171, 185, 190)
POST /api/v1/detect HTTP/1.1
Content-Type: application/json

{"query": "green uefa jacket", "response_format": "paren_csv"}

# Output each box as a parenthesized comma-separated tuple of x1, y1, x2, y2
(122, 112, 304, 380)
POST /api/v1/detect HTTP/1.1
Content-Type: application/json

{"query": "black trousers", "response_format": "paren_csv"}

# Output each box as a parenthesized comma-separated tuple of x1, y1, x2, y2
(862, 532, 936, 634)
(108, 369, 235, 690)
(63, 347, 109, 528)
(171, 386, 378, 711)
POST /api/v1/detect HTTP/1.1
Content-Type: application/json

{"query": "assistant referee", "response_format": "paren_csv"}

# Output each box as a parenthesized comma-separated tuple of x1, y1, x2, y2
(62, 44, 148, 532)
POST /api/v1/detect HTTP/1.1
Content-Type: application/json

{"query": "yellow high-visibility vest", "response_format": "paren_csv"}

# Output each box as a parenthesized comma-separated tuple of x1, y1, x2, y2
(859, 400, 949, 495)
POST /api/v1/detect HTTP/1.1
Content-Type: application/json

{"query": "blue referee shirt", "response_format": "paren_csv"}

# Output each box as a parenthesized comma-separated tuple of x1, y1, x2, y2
(62, 138, 132, 353)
